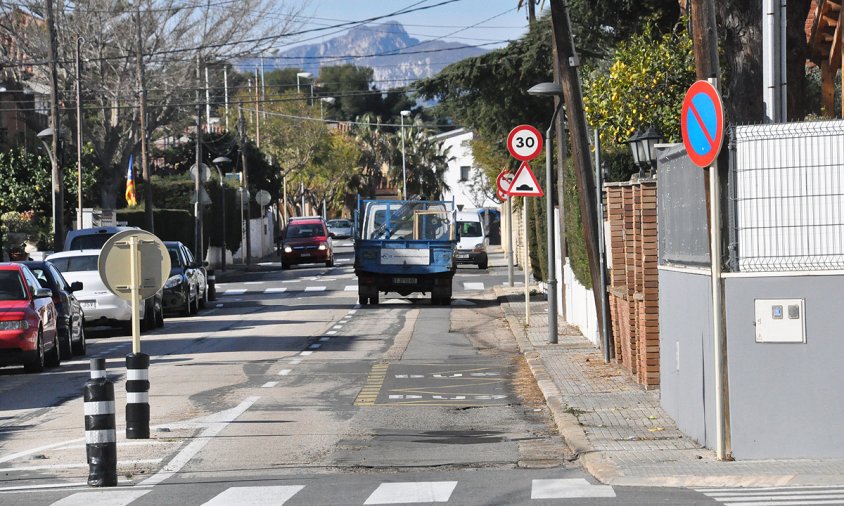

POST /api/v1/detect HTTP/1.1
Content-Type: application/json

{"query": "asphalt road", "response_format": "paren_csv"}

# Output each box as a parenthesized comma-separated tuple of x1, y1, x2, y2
(0, 243, 720, 505)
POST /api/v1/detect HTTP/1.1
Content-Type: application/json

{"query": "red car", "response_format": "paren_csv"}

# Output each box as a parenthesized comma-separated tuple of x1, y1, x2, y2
(0, 263, 60, 373)
(281, 217, 335, 269)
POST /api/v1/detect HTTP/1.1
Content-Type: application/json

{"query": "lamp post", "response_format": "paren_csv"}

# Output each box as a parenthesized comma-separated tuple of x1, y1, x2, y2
(627, 125, 663, 178)
(212, 156, 231, 272)
(37, 127, 63, 252)
(296, 72, 313, 104)
(320, 96, 335, 119)
(400, 110, 410, 198)
(527, 82, 565, 345)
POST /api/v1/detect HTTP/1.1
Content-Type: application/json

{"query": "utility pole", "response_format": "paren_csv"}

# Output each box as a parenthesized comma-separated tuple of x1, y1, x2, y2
(690, 0, 731, 462)
(254, 67, 260, 148)
(136, 3, 153, 232)
(205, 65, 211, 131)
(46, 0, 64, 251)
(195, 54, 203, 261)
(238, 103, 252, 266)
(75, 36, 84, 231)
(550, 24, 568, 323)
(549, 1, 603, 342)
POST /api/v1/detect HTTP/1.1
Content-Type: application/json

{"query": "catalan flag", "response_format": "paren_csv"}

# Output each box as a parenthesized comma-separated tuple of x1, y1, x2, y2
(125, 153, 137, 207)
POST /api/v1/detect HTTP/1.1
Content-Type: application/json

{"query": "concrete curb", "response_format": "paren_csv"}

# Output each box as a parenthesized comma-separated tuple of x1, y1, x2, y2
(494, 287, 621, 484)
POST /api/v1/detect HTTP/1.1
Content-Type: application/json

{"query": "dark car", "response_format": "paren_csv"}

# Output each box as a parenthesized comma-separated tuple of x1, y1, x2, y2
(0, 263, 60, 372)
(281, 218, 334, 269)
(21, 261, 86, 357)
(162, 241, 208, 316)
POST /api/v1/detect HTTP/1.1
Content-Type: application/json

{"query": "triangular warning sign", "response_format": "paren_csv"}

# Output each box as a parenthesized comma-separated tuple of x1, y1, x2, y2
(507, 161, 543, 197)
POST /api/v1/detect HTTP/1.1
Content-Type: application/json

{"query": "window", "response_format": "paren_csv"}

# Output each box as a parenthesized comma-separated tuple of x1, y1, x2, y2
(458, 221, 483, 237)
(459, 166, 471, 182)
(0, 271, 26, 300)
(51, 255, 99, 272)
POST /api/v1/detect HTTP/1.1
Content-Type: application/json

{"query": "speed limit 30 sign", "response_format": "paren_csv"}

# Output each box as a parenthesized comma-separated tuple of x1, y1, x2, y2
(507, 125, 543, 161)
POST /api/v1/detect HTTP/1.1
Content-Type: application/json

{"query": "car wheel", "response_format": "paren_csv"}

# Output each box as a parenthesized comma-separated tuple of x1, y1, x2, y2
(370, 292, 379, 305)
(141, 303, 154, 331)
(24, 329, 45, 373)
(46, 329, 61, 367)
(72, 325, 87, 356)
(155, 300, 165, 328)
(59, 328, 72, 358)
(121, 321, 133, 335)
(282, 262, 291, 270)
(181, 288, 192, 317)
(189, 288, 199, 315)
(478, 260, 488, 270)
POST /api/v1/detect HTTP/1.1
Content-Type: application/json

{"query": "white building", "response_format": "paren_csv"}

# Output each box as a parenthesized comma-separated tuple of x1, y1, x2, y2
(432, 128, 498, 210)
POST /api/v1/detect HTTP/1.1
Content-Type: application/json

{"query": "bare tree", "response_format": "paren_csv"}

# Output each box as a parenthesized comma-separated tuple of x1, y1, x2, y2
(1, 0, 306, 209)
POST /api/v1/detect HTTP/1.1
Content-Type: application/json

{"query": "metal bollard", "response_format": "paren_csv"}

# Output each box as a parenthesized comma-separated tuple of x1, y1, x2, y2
(84, 358, 117, 487)
(125, 353, 150, 439)
(207, 270, 216, 301)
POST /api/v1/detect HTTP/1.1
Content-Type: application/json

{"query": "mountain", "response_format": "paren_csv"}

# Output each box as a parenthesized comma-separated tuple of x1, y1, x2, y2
(272, 21, 488, 87)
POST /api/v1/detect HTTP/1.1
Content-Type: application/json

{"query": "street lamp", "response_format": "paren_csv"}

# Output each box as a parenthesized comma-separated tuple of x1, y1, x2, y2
(37, 127, 63, 252)
(320, 96, 335, 119)
(212, 156, 231, 272)
(627, 125, 663, 177)
(296, 71, 312, 96)
(400, 110, 411, 198)
(527, 81, 565, 345)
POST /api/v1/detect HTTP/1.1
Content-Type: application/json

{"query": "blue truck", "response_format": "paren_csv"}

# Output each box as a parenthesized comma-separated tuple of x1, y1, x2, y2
(354, 198, 457, 305)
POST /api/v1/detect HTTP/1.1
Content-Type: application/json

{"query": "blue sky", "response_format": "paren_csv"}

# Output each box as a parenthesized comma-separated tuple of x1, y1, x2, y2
(284, 0, 531, 50)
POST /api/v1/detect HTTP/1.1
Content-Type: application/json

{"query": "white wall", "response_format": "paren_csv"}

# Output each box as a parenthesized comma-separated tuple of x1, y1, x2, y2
(435, 129, 499, 210)
(552, 210, 599, 345)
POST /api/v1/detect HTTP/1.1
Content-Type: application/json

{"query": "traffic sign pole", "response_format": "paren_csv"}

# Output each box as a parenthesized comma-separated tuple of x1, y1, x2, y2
(130, 235, 140, 354)
(507, 197, 514, 287)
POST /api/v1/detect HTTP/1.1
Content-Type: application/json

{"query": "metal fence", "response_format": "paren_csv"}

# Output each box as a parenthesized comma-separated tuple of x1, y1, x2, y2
(729, 120, 844, 272)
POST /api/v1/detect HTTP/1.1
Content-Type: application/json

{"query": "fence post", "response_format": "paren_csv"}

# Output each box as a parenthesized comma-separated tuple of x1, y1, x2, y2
(125, 353, 150, 439)
(84, 358, 117, 487)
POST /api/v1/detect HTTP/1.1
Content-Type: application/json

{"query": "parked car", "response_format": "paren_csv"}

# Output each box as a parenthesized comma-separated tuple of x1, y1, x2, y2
(326, 219, 353, 240)
(0, 263, 61, 372)
(20, 261, 86, 357)
(62, 226, 164, 329)
(162, 241, 208, 316)
(46, 250, 154, 333)
(455, 209, 489, 269)
(281, 218, 334, 269)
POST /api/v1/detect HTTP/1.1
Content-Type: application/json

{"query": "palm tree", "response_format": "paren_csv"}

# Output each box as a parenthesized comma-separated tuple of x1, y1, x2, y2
(388, 115, 452, 200)
(353, 113, 391, 197)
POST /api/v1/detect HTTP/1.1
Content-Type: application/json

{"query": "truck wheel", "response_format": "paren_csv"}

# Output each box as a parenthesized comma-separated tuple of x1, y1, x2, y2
(478, 259, 488, 270)
(371, 292, 379, 305)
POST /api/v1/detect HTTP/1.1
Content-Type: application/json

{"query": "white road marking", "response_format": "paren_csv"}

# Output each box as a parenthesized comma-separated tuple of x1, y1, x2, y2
(502, 281, 525, 286)
(0, 481, 88, 492)
(222, 289, 246, 295)
(289, 358, 302, 365)
(215, 303, 224, 308)
(394, 374, 425, 379)
(0, 438, 84, 465)
(299, 351, 313, 356)
(201, 486, 305, 506)
(264, 287, 287, 294)
(304, 286, 326, 292)
(365, 481, 458, 504)
(51, 490, 151, 506)
(308, 344, 321, 350)
(326, 331, 337, 335)
(282, 280, 299, 283)
(332, 325, 343, 329)
(531, 479, 616, 499)
(348, 309, 357, 314)
(244, 281, 264, 285)
(261, 381, 278, 388)
(278, 369, 292, 376)
(139, 396, 259, 487)
(463, 282, 485, 290)
(345, 285, 357, 291)
(319, 337, 330, 342)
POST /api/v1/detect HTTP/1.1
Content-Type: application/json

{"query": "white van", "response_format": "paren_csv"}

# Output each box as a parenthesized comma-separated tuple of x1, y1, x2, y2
(455, 209, 488, 269)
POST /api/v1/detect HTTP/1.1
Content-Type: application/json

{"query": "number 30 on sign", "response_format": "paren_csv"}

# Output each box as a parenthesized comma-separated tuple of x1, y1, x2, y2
(507, 125, 543, 161)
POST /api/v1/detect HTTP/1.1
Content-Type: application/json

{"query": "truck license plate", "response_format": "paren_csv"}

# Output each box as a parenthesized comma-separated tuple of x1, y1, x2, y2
(393, 277, 416, 284)
(81, 301, 96, 310)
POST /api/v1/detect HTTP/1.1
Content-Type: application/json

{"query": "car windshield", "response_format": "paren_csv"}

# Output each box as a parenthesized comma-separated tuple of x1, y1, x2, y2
(458, 221, 483, 237)
(0, 270, 27, 300)
(287, 224, 323, 238)
(168, 249, 180, 267)
(69, 235, 113, 250)
(50, 255, 99, 272)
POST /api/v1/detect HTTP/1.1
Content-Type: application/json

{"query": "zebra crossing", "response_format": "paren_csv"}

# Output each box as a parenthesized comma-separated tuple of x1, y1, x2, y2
(215, 281, 491, 295)
(45, 478, 616, 505)
(695, 485, 844, 505)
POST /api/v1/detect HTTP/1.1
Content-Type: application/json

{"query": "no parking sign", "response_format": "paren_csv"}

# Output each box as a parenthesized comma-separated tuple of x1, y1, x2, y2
(681, 80, 724, 168)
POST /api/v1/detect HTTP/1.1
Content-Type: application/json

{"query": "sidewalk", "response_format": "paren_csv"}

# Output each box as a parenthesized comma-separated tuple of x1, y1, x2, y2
(489, 248, 844, 487)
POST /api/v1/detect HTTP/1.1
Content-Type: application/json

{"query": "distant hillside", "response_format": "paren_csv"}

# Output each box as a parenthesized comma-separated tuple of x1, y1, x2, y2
(265, 21, 488, 88)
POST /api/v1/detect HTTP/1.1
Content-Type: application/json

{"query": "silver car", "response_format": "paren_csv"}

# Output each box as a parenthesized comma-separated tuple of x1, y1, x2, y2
(326, 219, 353, 240)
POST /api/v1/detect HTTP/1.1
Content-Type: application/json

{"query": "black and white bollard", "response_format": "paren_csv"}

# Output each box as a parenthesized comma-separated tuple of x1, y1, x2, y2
(125, 353, 150, 439)
(207, 270, 216, 301)
(84, 358, 117, 487)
